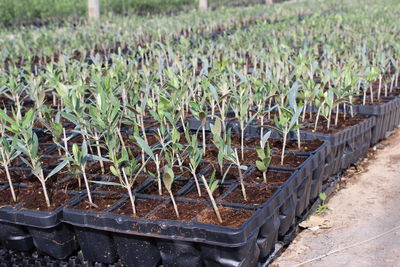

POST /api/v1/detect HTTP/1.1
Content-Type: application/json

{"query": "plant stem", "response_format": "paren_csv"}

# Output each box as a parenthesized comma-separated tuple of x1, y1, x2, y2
(260, 115, 264, 138)
(82, 167, 93, 204)
(122, 168, 136, 216)
(63, 128, 69, 157)
(262, 171, 267, 183)
(94, 133, 105, 174)
(234, 149, 247, 201)
(168, 189, 180, 219)
(155, 154, 162, 195)
(200, 175, 222, 223)
(241, 126, 245, 160)
(1, 156, 16, 202)
(363, 89, 366, 105)
(314, 106, 321, 130)
(202, 125, 206, 155)
(39, 169, 51, 207)
(296, 119, 301, 149)
(117, 128, 126, 149)
(190, 166, 202, 197)
(139, 115, 148, 144)
(370, 84, 374, 103)
(327, 108, 332, 129)
(335, 105, 339, 126)
(281, 130, 288, 166)
(302, 100, 307, 121)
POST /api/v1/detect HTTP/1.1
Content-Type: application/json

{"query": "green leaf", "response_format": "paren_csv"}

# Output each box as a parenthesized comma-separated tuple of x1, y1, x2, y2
(256, 147, 265, 160)
(22, 109, 35, 129)
(110, 165, 120, 177)
(163, 167, 174, 191)
(46, 160, 68, 179)
(31, 133, 39, 158)
(80, 140, 88, 157)
(91, 180, 122, 187)
(172, 127, 180, 143)
(256, 160, 267, 171)
(261, 131, 271, 149)
(135, 136, 155, 160)
(72, 144, 80, 162)
(189, 101, 200, 112)
(211, 117, 222, 137)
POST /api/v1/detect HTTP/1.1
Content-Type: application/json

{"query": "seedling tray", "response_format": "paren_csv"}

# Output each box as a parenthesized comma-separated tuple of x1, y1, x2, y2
(349, 97, 400, 145)
(298, 116, 376, 176)
(0, 180, 81, 259)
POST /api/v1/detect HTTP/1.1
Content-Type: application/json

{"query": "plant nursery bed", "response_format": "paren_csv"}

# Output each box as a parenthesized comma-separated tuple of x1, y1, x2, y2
(55, 138, 330, 266)
(299, 115, 376, 176)
(348, 97, 400, 144)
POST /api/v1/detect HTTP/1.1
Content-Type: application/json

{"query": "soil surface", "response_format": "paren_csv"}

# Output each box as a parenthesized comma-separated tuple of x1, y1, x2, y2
(274, 129, 400, 267)
(196, 206, 253, 227)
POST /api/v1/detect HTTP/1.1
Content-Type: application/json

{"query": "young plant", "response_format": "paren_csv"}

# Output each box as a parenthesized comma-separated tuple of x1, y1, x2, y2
(231, 87, 255, 160)
(270, 105, 302, 165)
(62, 140, 102, 206)
(1, 109, 65, 207)
(97, 146, 148, 216)
(228, 148, 248, 201)
(200, 173, 222, 224)
(189, 101, 208, 155)
(210, 117, 232, 175)
(0, 127, 20, 202)
(184, 130, 203, 197)
(255, 132, 272, 183)
(135, 136, 164, 196)
(163, 166, 180, 219)
(39, 109, 65, 156)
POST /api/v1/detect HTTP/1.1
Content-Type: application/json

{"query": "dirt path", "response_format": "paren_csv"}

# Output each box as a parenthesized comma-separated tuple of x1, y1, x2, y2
(273, 129, 400, 267)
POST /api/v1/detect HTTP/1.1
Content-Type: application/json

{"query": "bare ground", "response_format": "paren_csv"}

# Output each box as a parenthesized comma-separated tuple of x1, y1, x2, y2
(273, 129, 400, 267)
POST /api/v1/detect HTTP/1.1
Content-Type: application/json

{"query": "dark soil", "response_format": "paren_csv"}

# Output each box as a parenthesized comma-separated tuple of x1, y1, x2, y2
(93, 175, 148, 193)
(203, 164, 241, 182)
(145, 161, 191, 177)
(196, 206, 253, 227)
(352, 95, 395, 105)
(151, 202, 207, 222)
(269, 139, 323, 152)
(230, 136, 323, 152)
(0, 182, 73, 211)
(240, 150, 306, 167)
(221, 185, 276, 206)
(203, 148, 306, 167)
(113, 198, 163, 218)
(17, 186, 73, 211)
(69, 192, 123, 212)
(0, 187, 21, 207)
(0, 169, 32, 183)
(245, 170, 293, 185)
(140, 180, 188, 196)
(301, 113, 369, 134)
(182, 185, 228, 201)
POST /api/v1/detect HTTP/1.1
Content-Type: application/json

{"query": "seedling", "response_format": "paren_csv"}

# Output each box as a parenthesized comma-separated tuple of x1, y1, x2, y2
(0, 126, 20, 202)
(200, 173, 222, 223)
(255, 132, 272, 183)
(189, 101, 208, 155)
(184, 130, 203, 197)
(269, 105, 302, 165)
(315, 192, 328, 215)
(163, 167, 180, 219)
(62, 140, 106, 205)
